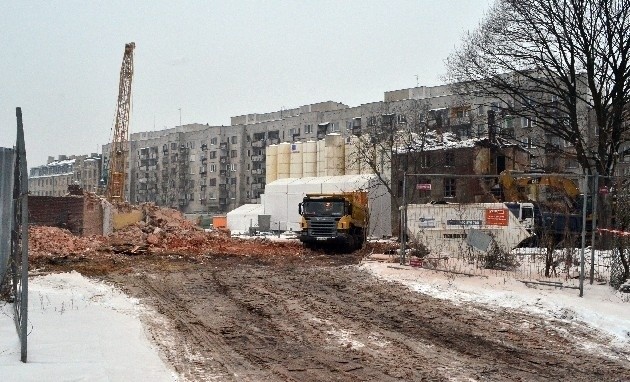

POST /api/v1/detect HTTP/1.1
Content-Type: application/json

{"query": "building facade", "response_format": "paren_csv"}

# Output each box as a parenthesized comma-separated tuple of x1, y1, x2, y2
(28, 154, 102, 197)
(96, 82, 593, 215)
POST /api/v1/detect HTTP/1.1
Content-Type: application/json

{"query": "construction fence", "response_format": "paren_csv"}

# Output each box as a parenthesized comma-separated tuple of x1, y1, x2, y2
(399, 171, 629, 295)
(0, 108, 29, 362)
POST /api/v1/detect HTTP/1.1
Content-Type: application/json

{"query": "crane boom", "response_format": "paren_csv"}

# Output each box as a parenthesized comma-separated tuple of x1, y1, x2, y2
(106, 42, 135, 202)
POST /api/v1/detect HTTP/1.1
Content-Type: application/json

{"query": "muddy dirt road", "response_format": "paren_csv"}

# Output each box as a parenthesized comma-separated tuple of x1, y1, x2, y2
(98, 253, 630, 382)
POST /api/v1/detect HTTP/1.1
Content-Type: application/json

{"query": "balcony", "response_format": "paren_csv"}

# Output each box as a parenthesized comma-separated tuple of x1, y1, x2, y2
(219, 156, 228, 164)
(266, 138, 279, 145)
(252, 140, 265, 148)
(219, 169, 228, 177)
(219, 142, 228, 150)
(251, 168, 265, 175)
(251, 155, 265, 162)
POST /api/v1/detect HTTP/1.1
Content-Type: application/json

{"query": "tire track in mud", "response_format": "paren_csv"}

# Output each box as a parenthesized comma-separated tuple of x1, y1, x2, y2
(111, 257, 630, 382)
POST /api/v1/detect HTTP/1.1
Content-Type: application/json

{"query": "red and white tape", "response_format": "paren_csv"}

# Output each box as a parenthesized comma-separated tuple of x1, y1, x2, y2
(597, 228, 630, 237)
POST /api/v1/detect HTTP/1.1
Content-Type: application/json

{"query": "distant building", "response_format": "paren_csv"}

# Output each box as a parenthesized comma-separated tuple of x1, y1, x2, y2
(97, 81, 592, 217)
(392, 132, 530, 206)
(28, 154, 102, 196)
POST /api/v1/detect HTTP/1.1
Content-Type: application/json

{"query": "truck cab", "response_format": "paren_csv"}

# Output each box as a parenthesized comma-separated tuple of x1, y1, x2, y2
(504, 202, 536, 230)
(298, 192, 368, 251)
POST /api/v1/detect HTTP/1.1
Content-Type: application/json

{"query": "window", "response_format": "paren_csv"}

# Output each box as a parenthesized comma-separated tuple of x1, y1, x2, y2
(477, 124, 485, 136)
(230, 177, 237, 185)
(397, 114, 407, 124)
(171, 142, 177, 150)
(445, 152, 454, 167)
(304, 124, 313, 134)
(521, 117, 535, 128)
(210, 137, 218, 145)
(367, 116, 377, 126)
(209, 151, 217, 159)
(289, 127, 300, 136)
(444, 178, 456, 198)
(519, 138, 532, 149)
(477, 105, 484, 116)
(210, 164, 216, 172)
(231, 136, 238, 144)
(230, 163, 237, 172)
(330, 122, 340, 132)
(209, 178, 216, 186)
(346, 121, 353, 132)
(458, 127, 472, 139)
(490, 102, 500, 112)
(231, 150, 238, 158)
(453, 107, 469, 119)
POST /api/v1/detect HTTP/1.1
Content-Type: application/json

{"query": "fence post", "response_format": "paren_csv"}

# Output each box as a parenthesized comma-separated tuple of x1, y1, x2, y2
(590, 172, 598, 284)
(579, 174, 588, 297)
(400, 172, 407, 265)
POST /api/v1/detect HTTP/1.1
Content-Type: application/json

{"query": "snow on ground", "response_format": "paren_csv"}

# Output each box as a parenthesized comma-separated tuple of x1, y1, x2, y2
(362, 261, 630, 359)
(0, 271, 178, 382)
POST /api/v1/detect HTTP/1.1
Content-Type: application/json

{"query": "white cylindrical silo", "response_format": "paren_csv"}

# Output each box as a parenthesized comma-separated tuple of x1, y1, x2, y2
(276, 142, 291, 180)
(317, 139, 327, 177)
(289, 142, 303, 178)
(265, 144, 278, 183)
(325, 133, 345, 176)
(302, 140, 317, 177)
(345, 135, 360, 175)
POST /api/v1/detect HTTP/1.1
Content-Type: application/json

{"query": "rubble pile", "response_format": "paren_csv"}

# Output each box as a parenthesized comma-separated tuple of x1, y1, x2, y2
(28, 203, 304, 266)
(29, 226, 105, 257)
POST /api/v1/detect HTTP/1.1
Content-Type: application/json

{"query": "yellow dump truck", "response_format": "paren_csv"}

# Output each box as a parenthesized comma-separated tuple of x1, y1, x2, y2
(298, 191, 368, 251)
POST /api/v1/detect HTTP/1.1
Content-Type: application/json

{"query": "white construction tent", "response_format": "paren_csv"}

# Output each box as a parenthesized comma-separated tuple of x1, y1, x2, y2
(256, 174, 392, 238)
(226, 204, 265, 234)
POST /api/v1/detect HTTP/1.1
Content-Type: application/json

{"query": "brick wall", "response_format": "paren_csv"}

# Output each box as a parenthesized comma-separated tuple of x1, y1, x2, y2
(29, 195, 104, 236)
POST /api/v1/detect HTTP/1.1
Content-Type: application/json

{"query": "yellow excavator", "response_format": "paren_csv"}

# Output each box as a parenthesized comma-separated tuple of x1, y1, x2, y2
(498, 170, 591, 241)
(498, 170, 581, 212)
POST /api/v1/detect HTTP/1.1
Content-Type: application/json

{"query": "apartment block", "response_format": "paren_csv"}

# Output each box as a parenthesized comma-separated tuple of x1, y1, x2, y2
(29, 154, 102, 196)
(99, 81, 591, 215)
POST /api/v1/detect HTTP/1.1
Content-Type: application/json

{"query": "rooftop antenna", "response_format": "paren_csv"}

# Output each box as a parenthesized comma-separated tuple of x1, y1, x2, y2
(415, 75, 419, 87)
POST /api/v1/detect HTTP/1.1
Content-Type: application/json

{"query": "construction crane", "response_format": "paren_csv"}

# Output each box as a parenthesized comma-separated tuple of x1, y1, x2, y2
(106, 42, 135, 203)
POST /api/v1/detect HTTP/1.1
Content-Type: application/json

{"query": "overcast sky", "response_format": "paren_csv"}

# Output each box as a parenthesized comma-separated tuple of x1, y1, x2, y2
(1, 0, 491, 167)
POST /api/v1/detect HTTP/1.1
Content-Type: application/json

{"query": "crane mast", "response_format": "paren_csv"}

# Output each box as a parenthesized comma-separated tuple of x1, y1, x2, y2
(106, 42, 135, 202)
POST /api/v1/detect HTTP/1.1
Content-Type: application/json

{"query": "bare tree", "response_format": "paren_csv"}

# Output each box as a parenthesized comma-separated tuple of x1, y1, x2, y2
(351, 99, 439, 211)
(446, 0, 630, 177)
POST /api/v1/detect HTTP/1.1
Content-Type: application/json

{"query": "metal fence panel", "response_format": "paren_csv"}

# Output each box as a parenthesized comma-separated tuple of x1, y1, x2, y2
(400, 172, 597, 293)
(12, 107, 29, 362)
(0, 147, 15, 285)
